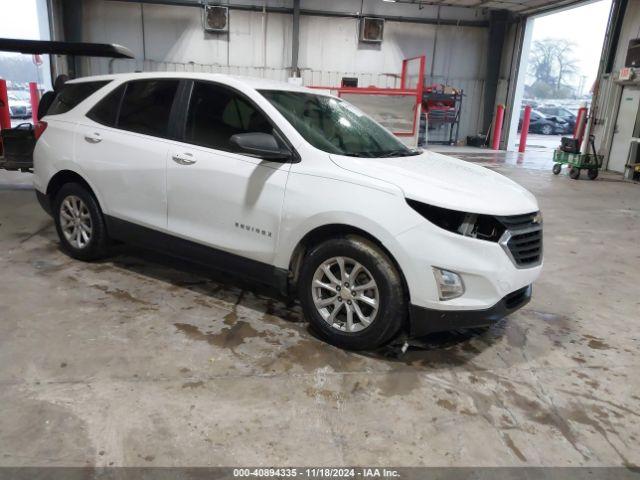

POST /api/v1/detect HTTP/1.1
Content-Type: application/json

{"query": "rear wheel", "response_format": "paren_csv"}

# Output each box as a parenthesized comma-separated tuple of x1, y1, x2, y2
(588, 168, 599, 180)
(53, 183, 109, 261)
(552, 163, 562, 175)
(569, 167, 581, 180)
(298, 236, 406, 350)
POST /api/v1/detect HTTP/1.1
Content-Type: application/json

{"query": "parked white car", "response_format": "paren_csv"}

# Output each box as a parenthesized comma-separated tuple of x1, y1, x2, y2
(8, 91, 32, 119)
(32, 72, 542, 350)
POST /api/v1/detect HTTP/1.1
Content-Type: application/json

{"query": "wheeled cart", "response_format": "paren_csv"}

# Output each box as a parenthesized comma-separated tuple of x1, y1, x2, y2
(552, 135, 603, 180)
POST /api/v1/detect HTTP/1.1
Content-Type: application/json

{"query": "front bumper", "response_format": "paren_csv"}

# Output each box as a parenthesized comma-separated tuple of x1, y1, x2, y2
(408, 284, 532, 337)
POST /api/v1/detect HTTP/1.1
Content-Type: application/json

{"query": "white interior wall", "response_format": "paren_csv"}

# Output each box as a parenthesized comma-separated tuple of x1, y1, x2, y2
(79, 0, 490, 138)
(591, 0, 640, 167)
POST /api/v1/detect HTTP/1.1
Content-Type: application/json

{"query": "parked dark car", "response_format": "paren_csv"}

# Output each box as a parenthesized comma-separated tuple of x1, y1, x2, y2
(519, 108, 568, 135)
(537, 105, 577, 133)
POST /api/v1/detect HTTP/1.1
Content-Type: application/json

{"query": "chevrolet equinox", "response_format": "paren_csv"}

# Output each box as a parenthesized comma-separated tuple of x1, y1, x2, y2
(33, 72, 543, 350)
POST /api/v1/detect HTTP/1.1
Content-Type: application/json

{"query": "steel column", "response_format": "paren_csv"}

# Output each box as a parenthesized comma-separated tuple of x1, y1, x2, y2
(291, 0, 300, 77)
(482, 9, 510, 133)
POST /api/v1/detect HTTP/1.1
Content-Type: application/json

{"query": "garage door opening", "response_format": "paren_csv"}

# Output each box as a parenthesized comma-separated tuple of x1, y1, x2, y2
(507, 0, 612, 152)
(0, 0, 52, 127)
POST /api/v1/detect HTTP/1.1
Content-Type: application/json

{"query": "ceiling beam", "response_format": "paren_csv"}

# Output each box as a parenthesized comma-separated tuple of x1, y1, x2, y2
(107, 0, 490, 27)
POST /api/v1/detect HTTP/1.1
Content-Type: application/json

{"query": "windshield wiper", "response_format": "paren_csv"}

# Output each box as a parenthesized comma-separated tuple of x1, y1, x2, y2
(373, 149, 420, 158)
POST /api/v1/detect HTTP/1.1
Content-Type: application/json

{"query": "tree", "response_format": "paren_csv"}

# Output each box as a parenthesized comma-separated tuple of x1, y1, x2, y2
(529, 39, 557, 85)
(527, 38, 579, 99)
(554, 39, 578, 92)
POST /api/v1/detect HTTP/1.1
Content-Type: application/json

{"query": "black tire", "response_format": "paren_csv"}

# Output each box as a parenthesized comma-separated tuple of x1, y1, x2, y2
(298, 236, 406, 350)
(53, 183, 110, 261)
(552, 163, 562, 175)
(569, 167, 581, 180)
(541, 124, 553, 135)
(588, 169, 599, 180)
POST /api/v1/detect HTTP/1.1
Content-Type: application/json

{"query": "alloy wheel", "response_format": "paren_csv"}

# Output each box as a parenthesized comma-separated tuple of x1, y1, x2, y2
(59, 195, 93, 249)
(311, 256, 379, 333)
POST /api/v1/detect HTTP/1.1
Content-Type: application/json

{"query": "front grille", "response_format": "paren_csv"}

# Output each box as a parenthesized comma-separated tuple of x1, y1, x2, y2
(497, 212, 542, 268)
(11, 106, 27, 116)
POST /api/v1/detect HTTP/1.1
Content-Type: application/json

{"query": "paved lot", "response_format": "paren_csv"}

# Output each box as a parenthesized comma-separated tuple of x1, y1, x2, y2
(0, 156, 639, 467)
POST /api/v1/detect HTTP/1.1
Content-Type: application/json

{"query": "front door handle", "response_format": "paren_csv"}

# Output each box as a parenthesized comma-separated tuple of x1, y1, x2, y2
(172, 152, 197, 165)
(84, 132, 102, 144)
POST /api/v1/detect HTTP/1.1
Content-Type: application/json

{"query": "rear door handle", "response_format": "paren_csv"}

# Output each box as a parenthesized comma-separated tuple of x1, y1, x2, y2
(84, 132, 102, 144)
(172, 152, 197, 165)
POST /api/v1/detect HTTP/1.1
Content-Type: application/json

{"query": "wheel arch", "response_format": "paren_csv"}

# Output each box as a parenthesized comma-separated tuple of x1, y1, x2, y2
(286, 223, 410, 306)
(46, 170, 102, 208)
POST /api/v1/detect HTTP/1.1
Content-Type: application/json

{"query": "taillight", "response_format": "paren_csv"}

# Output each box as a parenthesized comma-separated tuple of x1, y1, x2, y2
(34, 120, 47, 140)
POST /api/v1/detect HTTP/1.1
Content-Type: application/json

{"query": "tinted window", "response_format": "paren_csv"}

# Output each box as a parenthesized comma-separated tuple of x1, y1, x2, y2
(47, 81, 110, 115)
(86, 84, 126, 127)
(118, 80, 179, 137)
(185, 81, 272, 151)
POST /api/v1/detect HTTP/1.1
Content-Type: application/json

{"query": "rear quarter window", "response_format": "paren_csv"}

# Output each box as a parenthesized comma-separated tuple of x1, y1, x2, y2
(86, 84, 126, 127)
(47, 81, 111, 116)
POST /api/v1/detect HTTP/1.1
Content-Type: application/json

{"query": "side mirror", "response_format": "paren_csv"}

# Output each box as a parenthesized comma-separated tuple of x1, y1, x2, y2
(230, 132, 292, 161)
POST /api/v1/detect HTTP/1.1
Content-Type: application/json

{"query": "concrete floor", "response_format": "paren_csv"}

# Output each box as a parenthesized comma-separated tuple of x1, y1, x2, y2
(0, 154, 639, 468)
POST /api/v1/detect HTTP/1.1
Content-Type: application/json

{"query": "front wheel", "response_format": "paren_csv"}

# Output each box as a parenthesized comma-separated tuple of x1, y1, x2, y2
(298, 236, 406, 350)
(552, 163, 562, 175)
(541, 124, 553, 135)
(53, 183, 110, 261)
(588, 169, 599, 180)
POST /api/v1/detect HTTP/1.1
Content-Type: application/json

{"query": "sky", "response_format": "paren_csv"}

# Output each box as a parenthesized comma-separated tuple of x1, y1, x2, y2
(529, 0, 612, 93)
(0, 0, 52, 89)
(0, 0, 40, 39)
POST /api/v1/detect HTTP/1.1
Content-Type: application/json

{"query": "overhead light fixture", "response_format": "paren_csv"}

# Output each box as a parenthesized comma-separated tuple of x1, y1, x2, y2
(382, 0, 397, 3)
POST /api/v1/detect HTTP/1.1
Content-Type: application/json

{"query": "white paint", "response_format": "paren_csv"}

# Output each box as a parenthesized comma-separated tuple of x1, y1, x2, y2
(608, 86, 640, 173)
(34, 71, 542, 314)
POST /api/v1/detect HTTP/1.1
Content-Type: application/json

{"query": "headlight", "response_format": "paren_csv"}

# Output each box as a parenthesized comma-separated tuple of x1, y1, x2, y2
(433, 267, 465, 300)
(406, 199, 505, 242)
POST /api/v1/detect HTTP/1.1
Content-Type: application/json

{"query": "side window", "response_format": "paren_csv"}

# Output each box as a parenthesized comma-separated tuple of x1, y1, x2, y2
(117, 79, 179, 138)
(185, 81, 272, 151)
(86, 84, 126, 127)
(47, 81, 111, 116)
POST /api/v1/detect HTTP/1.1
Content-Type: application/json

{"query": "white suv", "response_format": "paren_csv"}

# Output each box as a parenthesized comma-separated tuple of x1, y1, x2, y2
(33, 72, 542, 350)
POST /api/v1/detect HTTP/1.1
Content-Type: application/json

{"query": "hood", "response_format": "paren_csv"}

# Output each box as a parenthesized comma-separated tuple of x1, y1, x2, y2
(330, 150, 538, 216)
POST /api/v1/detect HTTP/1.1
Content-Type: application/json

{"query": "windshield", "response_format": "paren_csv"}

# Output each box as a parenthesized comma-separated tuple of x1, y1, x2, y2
(260, 90, 418, 158)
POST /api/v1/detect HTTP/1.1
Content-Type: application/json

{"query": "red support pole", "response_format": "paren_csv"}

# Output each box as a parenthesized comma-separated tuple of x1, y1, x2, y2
(491, 104, 505, 150)
(0, 79, 11, 131)
(29, 82, 40, 124)
(574, 106, 588, 145)
(519, 105, 532, 153)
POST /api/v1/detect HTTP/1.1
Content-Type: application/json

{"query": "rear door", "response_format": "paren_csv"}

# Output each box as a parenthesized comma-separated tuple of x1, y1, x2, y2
(165, 81, 291, 264)
(74, 79, 180, 229)
(2, 81, 108, 172)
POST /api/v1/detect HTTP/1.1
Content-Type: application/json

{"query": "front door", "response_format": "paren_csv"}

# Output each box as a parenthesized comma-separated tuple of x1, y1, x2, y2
(609, 86, 640, 173)
(166, 81, 291, 265)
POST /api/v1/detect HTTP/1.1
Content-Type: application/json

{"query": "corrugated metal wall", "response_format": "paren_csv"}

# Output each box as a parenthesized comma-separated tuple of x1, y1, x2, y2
(79, 0, 491, 139)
